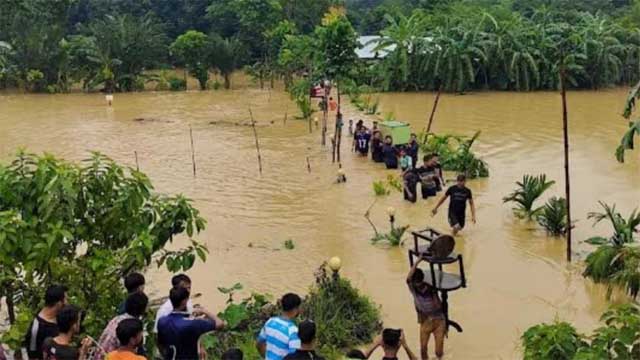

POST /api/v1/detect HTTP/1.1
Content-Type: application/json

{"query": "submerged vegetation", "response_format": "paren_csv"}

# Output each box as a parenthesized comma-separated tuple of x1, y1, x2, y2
(583, 202, 640, 298)
(420, 132, 489, 179)
(522, 304, 640, 360)
(537, 197, 569, 236)
(503, 174, 555, 220)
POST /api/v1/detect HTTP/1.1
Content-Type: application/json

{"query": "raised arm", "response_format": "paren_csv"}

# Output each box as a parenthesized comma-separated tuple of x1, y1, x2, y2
(401, 332, 418, 360)
(406, 258, 423, 283)
(363, 335, 382, 359)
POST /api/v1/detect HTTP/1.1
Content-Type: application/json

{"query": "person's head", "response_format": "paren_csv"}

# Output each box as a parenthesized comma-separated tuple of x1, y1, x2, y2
(349, 119, 353, 124)
(410, 133, 417, 142)
(456, 174, 466, 186)
(124, 272, 145, 294)
(384, 135, 392, 145)
(169, 286, 190, 311)
(298, 320, 317, 346)
(116, 318, 144, 349)
(171, 274, 192, 293)
(57, 305, 81, 335)
(44, 285, 68, 311)
(423, 154, 435, 166)
(281, 293, 302, 318)
(432, 153, 439, 163)
(382, 328, 402, 352)
(373, 131, 381, 139)
(346, 349, 367, 359)
(400, 148, 406, 156)
(124, 292, 148, 318)
(330, 97, 333, 101)
(221, 348, 243, 360)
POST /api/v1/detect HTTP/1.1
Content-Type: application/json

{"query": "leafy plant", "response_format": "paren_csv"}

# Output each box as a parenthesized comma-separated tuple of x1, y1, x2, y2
(303, 264, 382, 351)
(585, 202, 640, 246)
(284, 239, 295, 250)
(0, 151, 207, 351)
(371, 225, 410, 246)
(537, 196, 568, 236)
(503, 174, 556, 220)
(168, 76, 186, 91)
(420, 131, 489, 178)
(522, 321, 587, 360)
(218, 283, 244, 304)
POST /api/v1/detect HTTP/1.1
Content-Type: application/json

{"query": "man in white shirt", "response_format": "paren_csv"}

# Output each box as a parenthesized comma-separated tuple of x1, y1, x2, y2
(153, 274, 194, 332)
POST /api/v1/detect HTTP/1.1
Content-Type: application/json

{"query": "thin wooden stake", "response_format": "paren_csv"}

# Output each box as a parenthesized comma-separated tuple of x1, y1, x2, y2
(189, 125, 197, 177)
(249, 107, 263, 175)
(284, 106, 288, 125)
(134, 151, 139, 171)
(425, 84, 442, 136)
(306, 157, 311, 173)
(560, 65, 572, 262)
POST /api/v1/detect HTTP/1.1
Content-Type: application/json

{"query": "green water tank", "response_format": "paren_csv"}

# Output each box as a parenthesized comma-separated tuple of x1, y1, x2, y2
(379, 120, 411, 145)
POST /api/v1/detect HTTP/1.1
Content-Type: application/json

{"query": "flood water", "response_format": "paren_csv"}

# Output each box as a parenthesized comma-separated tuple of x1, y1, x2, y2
(1, 88, 639, 359)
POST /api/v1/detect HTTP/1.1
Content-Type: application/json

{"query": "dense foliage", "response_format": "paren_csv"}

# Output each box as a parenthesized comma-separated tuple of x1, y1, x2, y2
(4, 1, 640, 93)
(0, 151, 207, 351)
(522, 304, 640, 360)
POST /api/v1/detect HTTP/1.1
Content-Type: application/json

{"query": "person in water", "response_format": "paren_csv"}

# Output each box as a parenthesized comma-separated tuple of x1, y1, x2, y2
(407, 134, 419, 170)
(432, 153, 445, 191)
(382, 136, 398, 169)
(348, 119, 354, 135)
(416, 155, 439, 199)
(403, 168, 419, 203)
(432, 174, 476, 235)
(407, 257, 446, 360)
(399, 148, 413, 171)
(329, 97, 337, 112)
(353, 127, 371, 156)
(371, 131, 384, 163)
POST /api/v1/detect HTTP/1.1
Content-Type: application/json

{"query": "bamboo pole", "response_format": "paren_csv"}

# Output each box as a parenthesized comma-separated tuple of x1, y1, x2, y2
(284, 106, 288, 125)
(189, 125, 196, 177)
(364, 198, 379, 235)
(248, 107, 263, 175)
(425, 84, 442, 136)
(134, 151, 139, 171)
(306, 156, 311, 173)
(560, 66, 572, 262)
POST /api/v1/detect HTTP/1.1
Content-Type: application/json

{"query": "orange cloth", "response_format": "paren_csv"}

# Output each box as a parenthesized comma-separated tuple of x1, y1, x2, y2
(105, 350, 146, 360)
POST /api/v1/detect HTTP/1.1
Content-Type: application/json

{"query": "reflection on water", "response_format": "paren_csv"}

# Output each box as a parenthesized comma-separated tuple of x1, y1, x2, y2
(1, 88, 638, 359)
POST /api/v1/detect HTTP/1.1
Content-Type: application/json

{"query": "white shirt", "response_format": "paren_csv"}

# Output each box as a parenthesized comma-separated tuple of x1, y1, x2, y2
(154, 299, 194, 332)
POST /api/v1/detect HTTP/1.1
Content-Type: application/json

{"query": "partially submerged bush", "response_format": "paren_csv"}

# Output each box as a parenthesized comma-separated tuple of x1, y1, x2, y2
(522, 304, 640, 359)
(420, 131, 489, 178)
(303, 265, 383, 351)
(537, 197, 568, 236)
(371, 225, 409, 246)
(503, 174, 555, 220)
(522, 321, 588, 360)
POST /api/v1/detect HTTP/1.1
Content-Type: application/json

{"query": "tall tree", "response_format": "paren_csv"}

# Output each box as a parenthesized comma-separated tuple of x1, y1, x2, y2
(209, 35, 244, 89)
(170, 30, 211, 90)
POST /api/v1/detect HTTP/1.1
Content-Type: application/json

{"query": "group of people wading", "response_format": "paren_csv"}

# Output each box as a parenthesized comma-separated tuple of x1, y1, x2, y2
(350, 120, 477, 236)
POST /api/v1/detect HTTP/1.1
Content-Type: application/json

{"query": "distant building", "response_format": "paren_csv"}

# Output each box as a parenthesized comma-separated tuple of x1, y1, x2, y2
(356, 36, 395, 60)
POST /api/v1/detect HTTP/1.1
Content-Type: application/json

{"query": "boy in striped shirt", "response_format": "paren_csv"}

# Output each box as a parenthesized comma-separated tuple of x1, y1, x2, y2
(257, 293, 302, 360)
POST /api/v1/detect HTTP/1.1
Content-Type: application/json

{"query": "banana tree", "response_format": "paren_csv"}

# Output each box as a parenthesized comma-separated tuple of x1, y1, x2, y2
(617, 79, 640, 162)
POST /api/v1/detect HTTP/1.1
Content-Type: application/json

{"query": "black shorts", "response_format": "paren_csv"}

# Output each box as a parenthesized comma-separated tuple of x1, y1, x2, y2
(448, 212, 465, 228)
(404, 182, 417, 203)
(421, 185, 437, 199)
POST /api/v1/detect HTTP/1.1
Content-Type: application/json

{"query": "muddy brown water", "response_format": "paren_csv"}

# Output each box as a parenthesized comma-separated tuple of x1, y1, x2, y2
(1, 88, 639, 359)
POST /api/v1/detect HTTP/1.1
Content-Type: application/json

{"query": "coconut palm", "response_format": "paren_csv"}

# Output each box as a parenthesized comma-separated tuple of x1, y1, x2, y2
(503, 174, 556, 220)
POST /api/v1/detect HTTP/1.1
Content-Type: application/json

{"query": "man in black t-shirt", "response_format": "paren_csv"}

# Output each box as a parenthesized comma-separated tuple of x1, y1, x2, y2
(416, 154, 439, 199)
(431, 174, 476, 235)
(25, 285, 67, 360)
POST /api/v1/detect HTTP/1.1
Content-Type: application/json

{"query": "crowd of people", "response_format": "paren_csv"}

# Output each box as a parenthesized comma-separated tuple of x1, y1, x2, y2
(349, 120, 476, 236)
(21, 258, 454, 360)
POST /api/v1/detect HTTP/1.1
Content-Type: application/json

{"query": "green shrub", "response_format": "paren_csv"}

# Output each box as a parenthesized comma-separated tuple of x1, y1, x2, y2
(522, 321, 587, 360)
(303, 265, 382, 352)
(503, 174, 555, 220)
(168, 77, 186, 91)
(371, 225, 409, 246)
(420, 131, 489, 178)
(537, 197, 568, 236)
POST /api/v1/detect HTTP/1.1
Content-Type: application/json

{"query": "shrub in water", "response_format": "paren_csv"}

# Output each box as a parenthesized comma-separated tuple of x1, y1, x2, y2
(420, 131, 489, 178)
(537, 197, 568, 236)
(503, 174, 555, 220)
(168, 77, 186, 91)
(522, 321, 587, 360)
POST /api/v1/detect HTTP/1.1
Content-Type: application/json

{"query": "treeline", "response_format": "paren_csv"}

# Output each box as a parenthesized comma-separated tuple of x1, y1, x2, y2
(3, 0, 640, 93)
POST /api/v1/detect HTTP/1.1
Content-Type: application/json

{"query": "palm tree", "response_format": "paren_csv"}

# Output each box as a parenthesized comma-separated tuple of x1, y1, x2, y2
(209, 35, 244, 89)
(372, 12, 425, 91)
(503, 174, 556, 220)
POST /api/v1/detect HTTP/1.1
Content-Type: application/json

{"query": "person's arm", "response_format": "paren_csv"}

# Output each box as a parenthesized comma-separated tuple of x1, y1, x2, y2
(406, 257, 423, 283)
(400, 331, 417, 360)
(78, 337, 92, 360)
(469, 196, 477, 224)
(197, 307, 227, 330)
(432, 192, 449, 215)
(363, 335, 382, 359)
